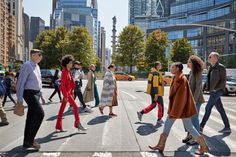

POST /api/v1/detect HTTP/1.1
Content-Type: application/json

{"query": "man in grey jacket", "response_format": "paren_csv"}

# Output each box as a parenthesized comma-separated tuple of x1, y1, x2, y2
(200, 52, 231, 133)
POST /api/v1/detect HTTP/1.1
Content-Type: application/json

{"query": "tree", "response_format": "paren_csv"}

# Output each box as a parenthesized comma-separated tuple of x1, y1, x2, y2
(114, 25, 145, 73)
(170, 38, 193, 64)
(35, 27, 96, 68)
(67, 27, 96, 66)
(35, 27, 68, 68)
(145, 29, 169, 70)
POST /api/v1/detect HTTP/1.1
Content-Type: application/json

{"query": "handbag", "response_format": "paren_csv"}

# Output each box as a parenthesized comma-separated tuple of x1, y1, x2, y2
(14, 104, 24, 116)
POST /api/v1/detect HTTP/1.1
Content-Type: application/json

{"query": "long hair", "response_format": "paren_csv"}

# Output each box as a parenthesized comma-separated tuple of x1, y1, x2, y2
(189, 55, 204, 75)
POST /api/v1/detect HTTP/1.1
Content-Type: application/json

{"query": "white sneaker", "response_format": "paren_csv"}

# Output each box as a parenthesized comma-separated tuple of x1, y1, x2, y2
(83, 107, 92, 113)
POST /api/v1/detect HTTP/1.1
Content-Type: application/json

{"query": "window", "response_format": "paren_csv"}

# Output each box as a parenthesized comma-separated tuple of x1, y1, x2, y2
(168, 31, 183, 40)
(187, 28, 203, 37)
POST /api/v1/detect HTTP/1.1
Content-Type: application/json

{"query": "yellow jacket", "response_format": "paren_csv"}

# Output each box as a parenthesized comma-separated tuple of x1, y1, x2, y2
(146, 68, 164, 96)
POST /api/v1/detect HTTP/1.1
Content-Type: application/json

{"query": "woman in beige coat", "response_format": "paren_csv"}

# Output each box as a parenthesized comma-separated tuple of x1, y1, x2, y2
(83, 65, 95, 103)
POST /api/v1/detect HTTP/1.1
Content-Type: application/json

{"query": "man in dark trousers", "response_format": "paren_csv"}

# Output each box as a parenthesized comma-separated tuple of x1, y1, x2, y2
(2, 71, 16, 107)
(201, 52, 231, 133)
(16, 49, 45, 150)
(70, 61, 91, 113)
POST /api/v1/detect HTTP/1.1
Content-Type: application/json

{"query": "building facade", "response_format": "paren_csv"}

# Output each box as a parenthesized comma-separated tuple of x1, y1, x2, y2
(100, 26, 106, 71)
(51, 0, 99, 56)
(131, 0, 236, 65)
(0, 0, 16, 69)
(23, 13, 30, 61)
(30, 17, 45, 45)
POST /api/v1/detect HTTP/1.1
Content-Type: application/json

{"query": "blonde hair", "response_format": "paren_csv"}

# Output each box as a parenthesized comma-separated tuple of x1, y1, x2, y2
(89, 64, 95, 70)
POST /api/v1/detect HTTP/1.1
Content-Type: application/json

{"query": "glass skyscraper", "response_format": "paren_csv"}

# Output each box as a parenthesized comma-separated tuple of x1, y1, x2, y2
(52, 0, 99, 54)
(130, 0, 236, 65)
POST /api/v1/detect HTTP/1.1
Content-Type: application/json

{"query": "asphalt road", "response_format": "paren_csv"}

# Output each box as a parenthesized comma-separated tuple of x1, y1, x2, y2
(0, 80, 236, 157)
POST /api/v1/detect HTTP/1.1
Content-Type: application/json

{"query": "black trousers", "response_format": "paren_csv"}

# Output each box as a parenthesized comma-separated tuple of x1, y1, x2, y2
(23, 90, 44, 146)
(2, 91, 16, 106)
(49, 85, 62, 101)
(74, 86, 86, 108)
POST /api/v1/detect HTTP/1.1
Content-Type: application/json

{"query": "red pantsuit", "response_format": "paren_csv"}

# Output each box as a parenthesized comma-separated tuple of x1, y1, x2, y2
(56, 68, 80, 130)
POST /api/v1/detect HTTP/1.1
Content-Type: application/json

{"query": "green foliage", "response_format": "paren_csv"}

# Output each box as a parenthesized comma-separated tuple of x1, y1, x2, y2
(145, 29, 169, 71)
(113, 25, 145, 73)
(34, 27, 96, 68)
(170, 38, 193, 64)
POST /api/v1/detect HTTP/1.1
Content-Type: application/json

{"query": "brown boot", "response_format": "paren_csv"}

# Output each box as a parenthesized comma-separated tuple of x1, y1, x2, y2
(149, 133, 168, 153)
(195, 135, 209, 155)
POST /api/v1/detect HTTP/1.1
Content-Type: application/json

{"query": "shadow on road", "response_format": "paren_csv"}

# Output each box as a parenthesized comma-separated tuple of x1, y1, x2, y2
(87, 115, 109, 125)
(37, 131, 85, 144)
(2, 145, 39, 157)
(135, 122, 162, 136)
(204, 133, 231, 156)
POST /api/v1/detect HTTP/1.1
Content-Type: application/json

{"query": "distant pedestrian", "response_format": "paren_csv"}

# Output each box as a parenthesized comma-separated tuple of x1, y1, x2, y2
(0, 78, 9, 126)
(83, 64, 100, 107)
(16, 49, 45, 150)
(71, 61, 91, 112)
(200, 52, 231, 133)
(182, 55, 205, 145)
(149, 62, 209, 155)
(137, 61, 164, 125)
(99, 64, 118, 118)
(55, 55, 87, 132)
(2, 71, 16, 107)
(48, 69, 62, 102)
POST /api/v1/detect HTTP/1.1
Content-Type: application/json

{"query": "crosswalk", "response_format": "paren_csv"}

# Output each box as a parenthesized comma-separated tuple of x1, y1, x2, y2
(0, 82, 235, 157)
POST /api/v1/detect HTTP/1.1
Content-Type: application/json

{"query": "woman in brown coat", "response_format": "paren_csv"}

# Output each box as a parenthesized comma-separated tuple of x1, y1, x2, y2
(149, 62, 208, 155)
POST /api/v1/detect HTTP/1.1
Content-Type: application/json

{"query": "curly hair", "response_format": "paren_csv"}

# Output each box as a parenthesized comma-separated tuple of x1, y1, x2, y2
(61, 55, 74, 67)
(189, 55, 204, 75)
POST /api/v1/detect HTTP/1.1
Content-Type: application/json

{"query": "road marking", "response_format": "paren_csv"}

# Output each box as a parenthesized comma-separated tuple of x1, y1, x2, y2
(41, 153, 61, 157)
(0, 136, 23, 151)
(102, 120, 110, 148)
(93, 152, 112, 157)
(140, 152, 163, 157)
(121, 91, 137, 99)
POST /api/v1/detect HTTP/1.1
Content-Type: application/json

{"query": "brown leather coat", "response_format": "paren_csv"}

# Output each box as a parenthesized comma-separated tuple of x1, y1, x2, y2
(168, 72, 197, 119)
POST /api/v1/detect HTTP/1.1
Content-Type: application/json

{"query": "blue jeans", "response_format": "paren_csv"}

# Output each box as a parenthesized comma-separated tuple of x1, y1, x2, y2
(200, 90, 230, 129)
(163, 117, 200, 138)
(191, 103, 202, 132)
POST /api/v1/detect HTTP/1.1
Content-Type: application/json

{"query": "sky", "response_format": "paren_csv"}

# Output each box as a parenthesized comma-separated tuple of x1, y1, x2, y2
(23, 0, 129, 48)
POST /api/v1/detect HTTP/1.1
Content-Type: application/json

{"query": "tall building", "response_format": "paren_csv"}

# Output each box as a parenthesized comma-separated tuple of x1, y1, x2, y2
(0, 0, 16, 69)
(100, 27, 106, 71)
(97, 21, 101, 58)
(30, 17, 45, 44)
(8, 0, 24, 61)
(23, 13, 30, 61)
(148, 0, 236, 59)
(130, 0, 236, 63)
(52, 0, 99, 55)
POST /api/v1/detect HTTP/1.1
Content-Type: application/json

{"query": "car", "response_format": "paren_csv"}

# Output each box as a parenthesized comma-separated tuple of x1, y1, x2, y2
(202, 74, 236, 96)
(114, 72, 135, 81)
(163, 75, 173, 86)
(41, 69, 57, 87)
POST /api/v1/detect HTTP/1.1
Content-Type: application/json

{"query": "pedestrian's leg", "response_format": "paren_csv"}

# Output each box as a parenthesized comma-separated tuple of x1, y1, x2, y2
(163, 117, 175, 135)
(191, 103, 201, 132)
(2, 94, 7, 107)
(142, 103, 157, 114)
(23, 91, 44, 146)
(7, 92, 16, 104)
(94, 84, 100, 106)
(0, 97, 8, 124)
(200, 92, 220, 129)
(215, 98, 230, 128)
(67, 95, 80, 128)
(157, 96, 164, 120)
(49, 89, 57, 100)
(183, 118, 200, 139)
(56, 97, 67, 130)
(56, 86, 62, 101)
(77, 88, 86, 108)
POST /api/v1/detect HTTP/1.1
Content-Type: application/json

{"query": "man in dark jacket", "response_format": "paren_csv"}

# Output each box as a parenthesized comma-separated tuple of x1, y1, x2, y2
(200, 52, 231, 133)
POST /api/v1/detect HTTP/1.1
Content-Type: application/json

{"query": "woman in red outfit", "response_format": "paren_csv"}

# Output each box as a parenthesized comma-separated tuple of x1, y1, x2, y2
(56, 55, 87, 132)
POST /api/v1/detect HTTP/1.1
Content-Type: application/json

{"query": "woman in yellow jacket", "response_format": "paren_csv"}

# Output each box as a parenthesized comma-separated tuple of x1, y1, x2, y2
(137, 61, 164, 124)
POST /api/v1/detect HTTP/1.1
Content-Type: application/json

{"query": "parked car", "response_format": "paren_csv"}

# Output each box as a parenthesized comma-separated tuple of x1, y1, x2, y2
(41, 69, 57, 87)
(202, 74, 236, 96)
(114, 72, 135, 81)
